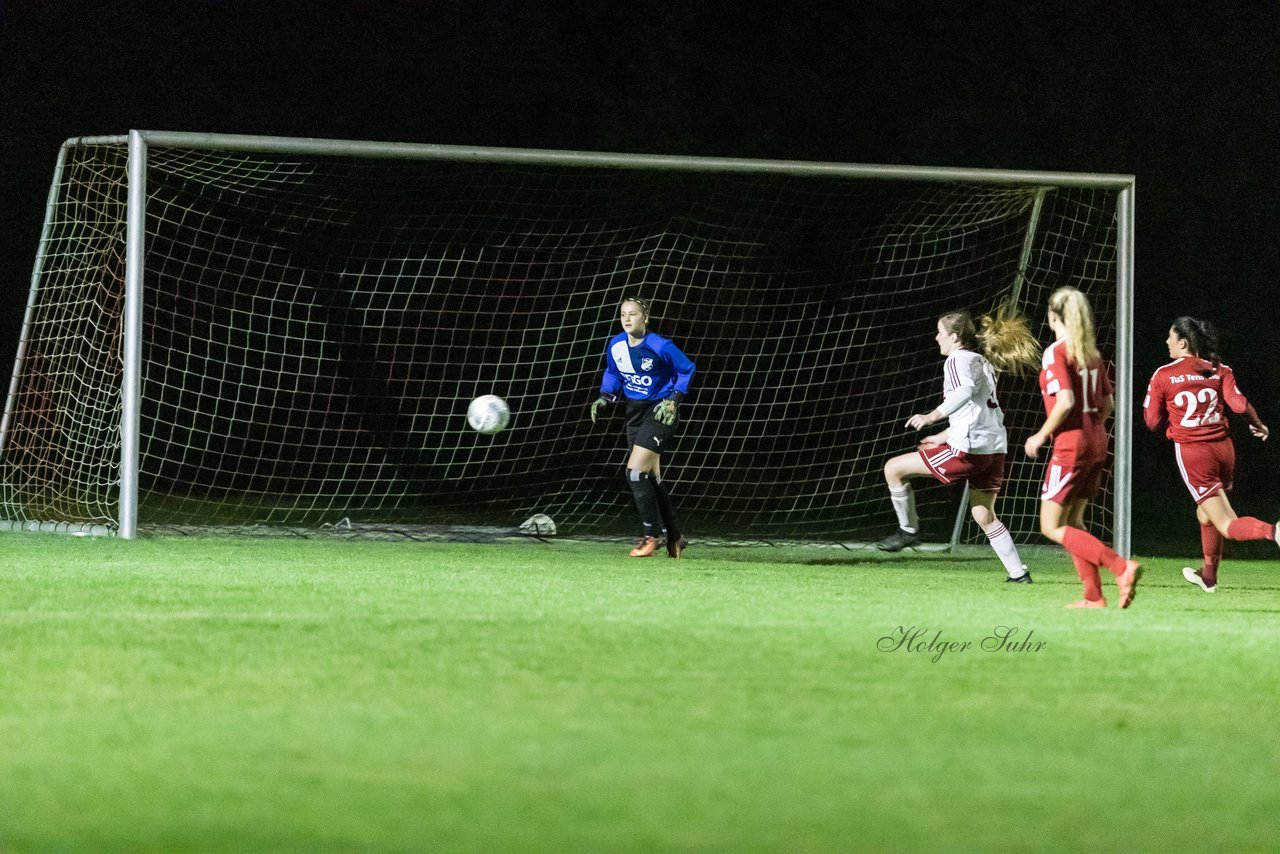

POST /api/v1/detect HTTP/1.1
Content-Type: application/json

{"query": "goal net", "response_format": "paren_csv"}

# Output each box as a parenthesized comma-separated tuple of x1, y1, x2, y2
(0, 133, 1133, 548)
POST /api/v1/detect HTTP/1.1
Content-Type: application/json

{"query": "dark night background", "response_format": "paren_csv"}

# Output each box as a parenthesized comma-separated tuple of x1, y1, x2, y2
(2, 1, 1278, 553)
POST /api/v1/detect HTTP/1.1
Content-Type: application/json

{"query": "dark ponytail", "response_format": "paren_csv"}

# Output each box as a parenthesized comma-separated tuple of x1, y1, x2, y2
(1171, 315, 1221, 369)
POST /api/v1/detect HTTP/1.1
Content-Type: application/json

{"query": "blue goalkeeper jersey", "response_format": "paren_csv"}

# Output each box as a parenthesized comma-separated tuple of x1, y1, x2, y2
(600, 332, 695, 402)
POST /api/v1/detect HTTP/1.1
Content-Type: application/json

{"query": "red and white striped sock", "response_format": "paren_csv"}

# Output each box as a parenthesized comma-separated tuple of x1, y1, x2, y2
(888, 484, 918, 533)
(981, 521, 1026, 577)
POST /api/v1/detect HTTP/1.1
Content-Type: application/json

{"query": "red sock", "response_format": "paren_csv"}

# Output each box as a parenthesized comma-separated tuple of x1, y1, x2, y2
(1200, 523, 1222, 586)
(1062, 527, 1127, 576)
(1071, 554, 1104, 601)
(1226, 517, 1275, 541)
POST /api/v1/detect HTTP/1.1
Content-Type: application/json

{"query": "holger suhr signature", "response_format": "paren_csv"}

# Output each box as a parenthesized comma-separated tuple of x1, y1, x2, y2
(877, 625, 1046, 663)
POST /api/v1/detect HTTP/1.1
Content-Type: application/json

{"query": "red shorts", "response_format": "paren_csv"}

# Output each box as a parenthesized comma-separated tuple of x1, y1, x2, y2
(1174, 438, 1234, 504)
(918, 444, 1005, 493)
(1040, 454, 1105, 504)
(1039, 428, 1106, 504)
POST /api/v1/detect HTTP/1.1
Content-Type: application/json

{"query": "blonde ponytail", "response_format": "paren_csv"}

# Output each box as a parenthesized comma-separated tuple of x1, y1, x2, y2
(1047, 286, 1099, 368)
(977, 304, 1040, 376)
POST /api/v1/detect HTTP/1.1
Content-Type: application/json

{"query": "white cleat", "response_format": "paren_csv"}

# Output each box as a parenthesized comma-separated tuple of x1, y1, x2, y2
(1182, 567, 1216, 593)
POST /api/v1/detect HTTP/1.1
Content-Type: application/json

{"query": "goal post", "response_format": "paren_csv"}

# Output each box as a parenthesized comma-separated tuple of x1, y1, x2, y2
(0, 131, 1135, 550)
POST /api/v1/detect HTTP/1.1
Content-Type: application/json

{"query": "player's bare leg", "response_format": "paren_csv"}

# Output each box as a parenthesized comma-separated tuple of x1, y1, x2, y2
(627, 445, 660, 475)
(1197, 494, 1236, 536)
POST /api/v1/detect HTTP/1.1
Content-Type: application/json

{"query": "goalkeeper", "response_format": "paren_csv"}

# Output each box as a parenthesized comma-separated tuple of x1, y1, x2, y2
(590, 296, 696, 558)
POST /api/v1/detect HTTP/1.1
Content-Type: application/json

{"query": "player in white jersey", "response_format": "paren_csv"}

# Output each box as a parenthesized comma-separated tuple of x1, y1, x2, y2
(934, 348, 1007, 454)
(876, 308, 1040, 582)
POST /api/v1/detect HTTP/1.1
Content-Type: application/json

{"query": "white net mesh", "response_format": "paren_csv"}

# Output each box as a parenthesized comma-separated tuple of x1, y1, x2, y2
(0, 139, 1121, 543)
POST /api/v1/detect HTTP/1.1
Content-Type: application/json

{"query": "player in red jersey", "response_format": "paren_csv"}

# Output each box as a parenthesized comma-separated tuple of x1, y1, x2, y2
(1024, 287, 1141, 608)
(1143, 316, 1276, 592)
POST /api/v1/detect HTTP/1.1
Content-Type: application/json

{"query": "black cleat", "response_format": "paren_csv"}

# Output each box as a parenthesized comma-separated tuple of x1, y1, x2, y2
(875, 528, 920, 552)
(1005, 570, 1034, 584)
(667, 535, 689, 559)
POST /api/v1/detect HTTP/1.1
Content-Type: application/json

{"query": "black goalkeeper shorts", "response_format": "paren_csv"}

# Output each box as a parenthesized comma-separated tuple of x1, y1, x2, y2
(624, 398, 678, 455)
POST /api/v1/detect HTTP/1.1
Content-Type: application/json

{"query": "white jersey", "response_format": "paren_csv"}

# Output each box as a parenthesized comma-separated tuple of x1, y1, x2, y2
(937, 349, 1007, 454)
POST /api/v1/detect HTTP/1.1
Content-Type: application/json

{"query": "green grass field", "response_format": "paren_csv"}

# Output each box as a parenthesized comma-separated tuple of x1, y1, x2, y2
(3, 534, 1279, 851)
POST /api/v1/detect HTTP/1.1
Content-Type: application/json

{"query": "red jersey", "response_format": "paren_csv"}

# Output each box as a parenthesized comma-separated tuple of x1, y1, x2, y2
(1143, 357, 1250, 443)
(1039, 339, 1112, 458)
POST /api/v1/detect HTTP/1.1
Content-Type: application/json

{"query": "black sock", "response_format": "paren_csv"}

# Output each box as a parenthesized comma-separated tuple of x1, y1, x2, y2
(651, 474, 681, 541)
(628, 469, 661, 538)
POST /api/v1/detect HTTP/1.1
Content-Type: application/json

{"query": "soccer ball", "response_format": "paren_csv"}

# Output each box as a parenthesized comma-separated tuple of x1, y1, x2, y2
(467, 394, 511, 435)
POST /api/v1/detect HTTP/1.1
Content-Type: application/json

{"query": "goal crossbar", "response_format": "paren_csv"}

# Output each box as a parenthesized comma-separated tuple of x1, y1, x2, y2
(77, 131, 1136, 188)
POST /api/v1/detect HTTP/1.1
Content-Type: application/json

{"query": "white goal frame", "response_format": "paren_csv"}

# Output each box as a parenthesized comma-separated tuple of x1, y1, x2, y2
(1, 130, 1135, 550)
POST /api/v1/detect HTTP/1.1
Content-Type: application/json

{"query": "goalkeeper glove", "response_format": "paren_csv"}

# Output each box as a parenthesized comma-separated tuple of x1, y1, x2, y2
(589, 395, 615, 424)
(653, 399, 678, 426)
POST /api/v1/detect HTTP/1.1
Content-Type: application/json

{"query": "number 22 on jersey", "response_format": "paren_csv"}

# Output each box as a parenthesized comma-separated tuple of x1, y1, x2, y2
(1173, 387, 1222, 428)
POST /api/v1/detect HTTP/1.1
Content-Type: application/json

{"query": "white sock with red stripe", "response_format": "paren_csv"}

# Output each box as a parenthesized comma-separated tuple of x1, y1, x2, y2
(888, 484, 918, 534)
(982, 521, 1026, 578)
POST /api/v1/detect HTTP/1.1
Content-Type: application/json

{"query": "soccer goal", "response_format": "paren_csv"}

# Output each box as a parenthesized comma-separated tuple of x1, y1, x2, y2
(0, 131, 1134, 550)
